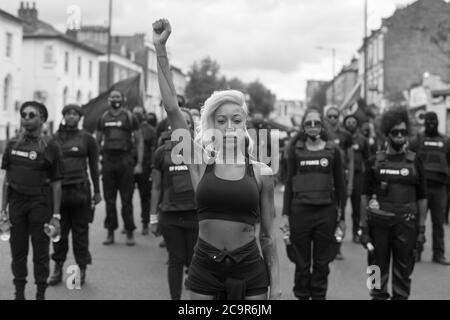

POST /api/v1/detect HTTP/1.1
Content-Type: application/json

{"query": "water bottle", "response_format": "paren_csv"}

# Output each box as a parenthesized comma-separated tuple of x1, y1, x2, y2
(368, 195, 380, 210)
(0, 212, 11, 242)
(44, 224, 61, 243)
(283, 232, 291, 245)
(334, 225, 344, 243)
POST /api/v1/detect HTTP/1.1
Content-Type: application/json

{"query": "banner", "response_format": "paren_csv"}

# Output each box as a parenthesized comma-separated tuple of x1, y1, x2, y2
(82, 75, 143, 133)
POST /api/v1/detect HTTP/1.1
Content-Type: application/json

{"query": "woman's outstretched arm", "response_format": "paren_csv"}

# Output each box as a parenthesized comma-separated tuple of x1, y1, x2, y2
(153, 19, 189, 132)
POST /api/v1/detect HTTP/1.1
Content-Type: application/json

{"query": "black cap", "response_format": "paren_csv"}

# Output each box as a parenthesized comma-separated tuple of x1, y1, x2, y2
(20, 101, 48, 122)
(424, 112, 438, 121)
(62, 104, 84, 117)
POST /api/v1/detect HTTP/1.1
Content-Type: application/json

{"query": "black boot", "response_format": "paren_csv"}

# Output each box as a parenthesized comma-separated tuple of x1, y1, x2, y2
(14, 285, 25, 300)
(36, 285, 47, 300)
(47, 262, 64, 286)
(126, 231, 135, 246)
(79, 265, 87, 286)
(103, 230, 115, 245)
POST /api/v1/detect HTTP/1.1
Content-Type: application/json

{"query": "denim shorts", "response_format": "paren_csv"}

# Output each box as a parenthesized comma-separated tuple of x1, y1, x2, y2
(185, 238, 270, 299)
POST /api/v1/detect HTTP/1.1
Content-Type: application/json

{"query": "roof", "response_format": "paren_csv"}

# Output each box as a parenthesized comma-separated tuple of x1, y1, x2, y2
(23, 19, 103, 55)
(0, 8, 23, 24)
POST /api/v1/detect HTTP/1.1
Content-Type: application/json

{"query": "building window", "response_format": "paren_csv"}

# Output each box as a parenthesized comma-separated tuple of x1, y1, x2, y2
(44, 46, 53, 64)
(3, 75, 12, 111)
(77, 56, 82, 76)
(63, 86, 69, 106)
(89, 60, 93, 79)
(6, 32, 13, 58)
(76, 90, 82, 103)
(64, 52, 69, 73)
(88, 91, 92, 101)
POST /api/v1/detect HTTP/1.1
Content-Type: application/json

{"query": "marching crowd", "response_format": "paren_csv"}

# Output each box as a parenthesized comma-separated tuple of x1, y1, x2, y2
(0, 18, 449, 300)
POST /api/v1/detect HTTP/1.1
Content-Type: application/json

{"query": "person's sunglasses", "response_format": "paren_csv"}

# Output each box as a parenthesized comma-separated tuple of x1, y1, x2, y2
(327, 115, 339, 120)
(389, 129, 408, 137)
(304, 120, 322, 128)
(21, 112, 37, 120)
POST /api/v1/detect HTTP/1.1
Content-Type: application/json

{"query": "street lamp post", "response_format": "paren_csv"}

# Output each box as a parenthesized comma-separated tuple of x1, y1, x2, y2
(317, 46, 336, 105)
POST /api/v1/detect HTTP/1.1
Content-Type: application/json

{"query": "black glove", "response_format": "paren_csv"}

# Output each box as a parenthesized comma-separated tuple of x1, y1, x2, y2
(416, 226, 426, 253)
(359, 227, 372, 250)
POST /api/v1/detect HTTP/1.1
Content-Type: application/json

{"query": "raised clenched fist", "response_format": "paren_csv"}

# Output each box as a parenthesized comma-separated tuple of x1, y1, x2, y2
(152, 18, 172, 47)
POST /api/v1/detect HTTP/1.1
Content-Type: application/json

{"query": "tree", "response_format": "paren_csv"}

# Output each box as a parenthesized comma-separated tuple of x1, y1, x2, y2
(185, 57, 227, 109)
(226, 77, 247, 92)
(246, 80, 276, 116)
(185, 57, 276, 115)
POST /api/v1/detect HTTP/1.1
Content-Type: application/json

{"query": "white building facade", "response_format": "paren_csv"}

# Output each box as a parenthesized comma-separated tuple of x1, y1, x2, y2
(0, 9, 23, 149)
(22, 37, 101, 131)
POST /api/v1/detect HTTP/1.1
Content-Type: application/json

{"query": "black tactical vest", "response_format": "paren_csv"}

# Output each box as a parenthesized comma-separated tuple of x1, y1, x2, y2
(352, 133, 366, 172)
(54, 130, 89, 185)
(8, 138, 50, 195)
(100, 109, 134, 153)
(159, 141, 196, 213)
(374, 151, 418, 215)
(417, 134, 449, 184)
(291, 141, 335, 206)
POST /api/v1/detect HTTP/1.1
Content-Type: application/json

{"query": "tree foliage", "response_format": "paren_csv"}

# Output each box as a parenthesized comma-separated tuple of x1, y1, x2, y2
(185, 57, 276, 115)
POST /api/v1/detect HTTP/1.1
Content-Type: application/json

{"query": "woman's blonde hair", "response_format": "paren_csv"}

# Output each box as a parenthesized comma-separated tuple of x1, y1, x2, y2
(194, 90, 254, 156)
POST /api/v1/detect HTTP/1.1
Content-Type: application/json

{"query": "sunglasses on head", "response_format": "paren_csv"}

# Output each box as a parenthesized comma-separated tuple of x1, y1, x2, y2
(304, 120, 322, 128)
(21, 111, 38, 120)
(389, 129, 408, 137)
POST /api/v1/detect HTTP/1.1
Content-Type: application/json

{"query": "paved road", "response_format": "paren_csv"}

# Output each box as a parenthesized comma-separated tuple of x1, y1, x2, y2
(0, 172, 449, 300)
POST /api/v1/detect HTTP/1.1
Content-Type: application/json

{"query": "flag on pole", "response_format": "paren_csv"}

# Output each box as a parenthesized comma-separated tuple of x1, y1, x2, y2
(82, 74, 144, 133)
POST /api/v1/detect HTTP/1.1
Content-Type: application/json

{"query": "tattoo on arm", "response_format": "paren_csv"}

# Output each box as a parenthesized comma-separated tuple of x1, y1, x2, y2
(242, 226, 255, 233)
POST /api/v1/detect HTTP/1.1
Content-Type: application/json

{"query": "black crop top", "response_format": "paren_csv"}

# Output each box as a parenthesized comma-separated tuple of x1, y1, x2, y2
(196, 158, 260, 225)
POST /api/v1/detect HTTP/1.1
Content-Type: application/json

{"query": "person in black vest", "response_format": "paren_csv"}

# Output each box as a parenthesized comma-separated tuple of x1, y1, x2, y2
(360, 107, 427, 300)
(343, 115, 370, 243)
(325, 106, 354, 260)
(1, 101, 63, 300)
(132, 106, 157, 235)
(47, 105, 102, 287)
(150, 108, 198, 300)
(96, 90, 144, 246)
(409, 112, 450, 265)
(281, 108, 346, 300)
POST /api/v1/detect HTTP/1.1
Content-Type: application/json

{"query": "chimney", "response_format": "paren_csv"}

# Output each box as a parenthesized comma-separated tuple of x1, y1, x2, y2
(18, 2, 38, 29)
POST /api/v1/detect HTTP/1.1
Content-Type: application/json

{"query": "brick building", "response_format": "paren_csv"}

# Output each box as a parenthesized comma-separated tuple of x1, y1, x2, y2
(359, 0, 450, 110)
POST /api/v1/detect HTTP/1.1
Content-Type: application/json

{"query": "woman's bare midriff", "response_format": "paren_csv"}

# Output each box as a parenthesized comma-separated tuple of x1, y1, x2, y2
(198, 219, 256, 251)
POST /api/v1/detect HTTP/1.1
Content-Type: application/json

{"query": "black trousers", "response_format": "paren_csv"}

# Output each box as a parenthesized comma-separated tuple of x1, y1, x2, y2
(9, 189, 51, 288)
(351, 170, 364, 235)
(425, 184, 447, 258)
(368, 218, 417, 300)
(289, 202, 338, 300)
(160, 211, 198, 300)
(52, 184, 92, 266)
(134, 166, 151, 226)
(102, 154, 136, 232)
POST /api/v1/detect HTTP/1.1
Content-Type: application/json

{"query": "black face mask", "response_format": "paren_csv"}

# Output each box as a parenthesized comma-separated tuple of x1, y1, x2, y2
(134, 113, 145, 124)
(110, 101, 122, 109)
(389, 137, 405, 152)
(346, 126, 357, 134)
(306, 132, 320, 141)
(425, 121, 438, 136)
(362, 129, 370, 138)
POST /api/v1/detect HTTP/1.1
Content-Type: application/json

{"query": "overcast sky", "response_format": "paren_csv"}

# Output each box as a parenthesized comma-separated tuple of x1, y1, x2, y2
(1, 0, 414, 100)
